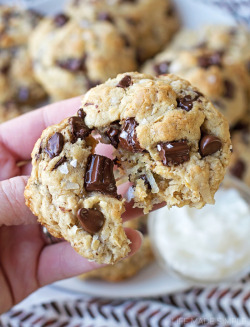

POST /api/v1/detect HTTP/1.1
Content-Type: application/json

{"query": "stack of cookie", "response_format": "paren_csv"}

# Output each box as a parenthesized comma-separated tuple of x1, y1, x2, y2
(141, 25, 250, 189)
(0, 6, 47, 123)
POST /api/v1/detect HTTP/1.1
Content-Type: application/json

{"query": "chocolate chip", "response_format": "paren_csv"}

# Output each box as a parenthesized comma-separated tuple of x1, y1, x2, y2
(157, 140, 190, 166)
(45, 132, 64, 158)
(116, 75, 132, 88)
(86, 78, 100, 90)
(223, 80, 235, 99)
(77, 108, 86, 119)
(17, 87, 29, 103)
(85, 154, 118, 197)
(199, 135, 222, 157)
(53, 156, 67, 170)
(54, 13, 69, 27)
(139, 174, 151, 190)
(77, 208, 105, 235)
(177, 92, 202, 112)
(230, 159, 246, 179)
(197, 52, 223, 69)
(153, 61, 171, 75)
(105, 121, 121, 148)
(57, 57, 86, 72)
(69, 116, 91, 142)
(35, 141, 43, 160)
(97, 12, 114, 23)
(138, 221, 148, 235)
(119, 118, 143, 152)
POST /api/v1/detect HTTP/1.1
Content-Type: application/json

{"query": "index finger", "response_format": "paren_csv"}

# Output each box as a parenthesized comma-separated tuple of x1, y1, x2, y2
(0, 97, 81, 161)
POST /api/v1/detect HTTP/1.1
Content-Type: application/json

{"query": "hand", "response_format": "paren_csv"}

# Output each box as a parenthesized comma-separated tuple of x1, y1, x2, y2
(0, 98, 145, 314)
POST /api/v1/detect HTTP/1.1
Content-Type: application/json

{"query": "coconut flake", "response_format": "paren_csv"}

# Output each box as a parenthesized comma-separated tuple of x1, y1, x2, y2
(70, 159, 77, 167)
(146, 171, 159, 193)
(68, 225, 78, 236)
(66, 182, 79, 190)
(125, 186, 135, 202)
(58, 162, 69, 174)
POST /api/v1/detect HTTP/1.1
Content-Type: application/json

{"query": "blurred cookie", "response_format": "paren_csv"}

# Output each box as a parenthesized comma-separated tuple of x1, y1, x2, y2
(29, 14, 137, 100)
(142, 48, 248, 126)
(0, 6, 46, 122)
(65, 0, 180, 62)
(80, 216, 154, 282)
(229, 125, 250, 187)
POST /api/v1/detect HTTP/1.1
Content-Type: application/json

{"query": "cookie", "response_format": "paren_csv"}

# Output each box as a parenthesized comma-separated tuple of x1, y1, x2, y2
(65, 0, 180, 62)
(229, 125, 250, 187)
(80, 216, 154, 282)
(142, 48, 248, 126)
(0, 6, 46, 122)
(29, 15, 137, 100)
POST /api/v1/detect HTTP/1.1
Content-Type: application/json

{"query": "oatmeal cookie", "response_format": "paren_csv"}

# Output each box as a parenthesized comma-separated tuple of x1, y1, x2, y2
(80, 216, 154, 282)
(29, 14, 137, 100)
(0, 6, 46, 122)
(142, 48, 248, 126)
(25, 73, 231, 264)
(65, 0, 180, 62)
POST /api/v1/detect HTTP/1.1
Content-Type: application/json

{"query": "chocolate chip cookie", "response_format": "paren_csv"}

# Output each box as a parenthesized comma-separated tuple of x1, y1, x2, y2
(65, 0, 180, 62)
(229, 125, 250, 187)
(0, 6, 46, 122)
(80, 216, 154, 281)
(25, 72, 231, 264)
(29, 15, 137, 100)
(142, 48, 248, 126)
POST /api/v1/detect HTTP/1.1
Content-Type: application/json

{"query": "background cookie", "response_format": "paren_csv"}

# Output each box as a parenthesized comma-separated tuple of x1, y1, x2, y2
(141, 48, 248, 126)
(0, 5, 46, 122)
(80, 216, 154, 282)
(29, 15, 137, 100)
(65, 0, 180, 62)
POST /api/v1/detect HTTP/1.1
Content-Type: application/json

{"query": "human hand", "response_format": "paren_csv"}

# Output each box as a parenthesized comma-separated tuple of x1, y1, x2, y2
(0, 97, 146, 314)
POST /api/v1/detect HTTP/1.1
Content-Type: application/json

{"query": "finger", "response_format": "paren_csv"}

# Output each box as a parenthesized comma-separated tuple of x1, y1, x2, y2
(0, 176, 37, 226)
(0, 97, 81, 162)
(38, 228, 142, 286)
(123, 201, 166, 222)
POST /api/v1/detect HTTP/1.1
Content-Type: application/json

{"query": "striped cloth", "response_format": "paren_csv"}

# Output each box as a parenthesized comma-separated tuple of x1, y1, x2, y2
(1, 273, 250, 326)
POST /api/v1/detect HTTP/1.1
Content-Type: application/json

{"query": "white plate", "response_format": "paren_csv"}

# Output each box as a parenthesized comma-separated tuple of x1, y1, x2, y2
(52, 262, 191, 298)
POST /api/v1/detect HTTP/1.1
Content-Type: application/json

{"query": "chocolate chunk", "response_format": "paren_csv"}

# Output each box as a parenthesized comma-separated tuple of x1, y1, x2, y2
(230, 159, 246, 180)
(77, 108, 86, 119)
(57, 57, 86, 72)
(197, 52, 223, 69)
(17, 87, 29, 103)
(69, 116, 91, 142)
(85, 154, 118, 197)
(138, 221, 148, 235)
(119, 118, 143, 152)
(53, 156, 67, 170)
(199, 135, 222, 157)
(77, 208, 105, 235)
(157, 140, 190, 166)
(45, 132, 64, 158)
(139, 174, 151, 190)
(105, 121, 121, 148)
(153, 61, 171, 75)
(97, 12, 113, 23)
(223, 80, 235, 99)
(86, 78, 100, 90)
(54, 13, 69, 27)
(116, 75, 132, 88)
(177, 92, 202, 112)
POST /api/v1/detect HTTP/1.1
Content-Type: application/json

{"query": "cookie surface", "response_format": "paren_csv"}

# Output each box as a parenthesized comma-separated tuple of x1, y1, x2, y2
(0, 6, 46, 122)
(142, 48, 248, 126)
(29, 15, 137, 100)
(80, 216, 154, 282)
(65, 0, 180, 62)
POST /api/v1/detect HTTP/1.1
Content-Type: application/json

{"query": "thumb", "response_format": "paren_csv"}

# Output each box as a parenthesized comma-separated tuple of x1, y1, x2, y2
(0, 176, 37, 226)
